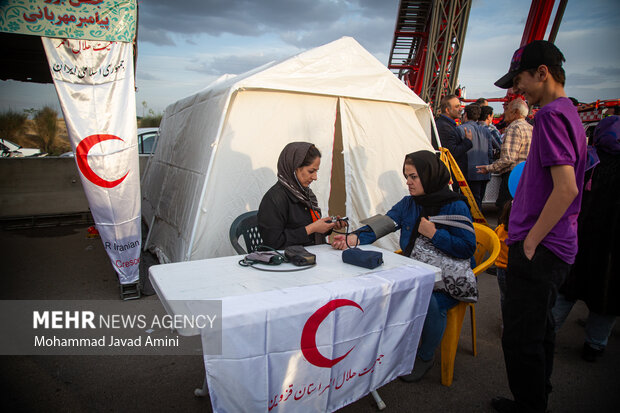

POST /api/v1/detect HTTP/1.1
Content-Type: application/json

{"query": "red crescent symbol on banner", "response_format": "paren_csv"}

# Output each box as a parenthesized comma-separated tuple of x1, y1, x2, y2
(300, 299, 363, 368)
(76, 134, 129, 188)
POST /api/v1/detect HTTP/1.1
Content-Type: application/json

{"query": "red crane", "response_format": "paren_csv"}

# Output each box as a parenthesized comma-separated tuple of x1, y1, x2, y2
(388, 0, 472, 113)
(388, 0, 568, 110)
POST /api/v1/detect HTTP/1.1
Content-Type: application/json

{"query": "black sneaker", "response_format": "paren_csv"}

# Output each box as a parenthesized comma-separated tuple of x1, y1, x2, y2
(581, 343, 604, 362)
(491, 397, 519, 413)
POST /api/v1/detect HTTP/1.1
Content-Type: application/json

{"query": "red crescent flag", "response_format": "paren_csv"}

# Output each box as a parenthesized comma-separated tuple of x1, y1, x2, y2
(42, 37, 141, 286)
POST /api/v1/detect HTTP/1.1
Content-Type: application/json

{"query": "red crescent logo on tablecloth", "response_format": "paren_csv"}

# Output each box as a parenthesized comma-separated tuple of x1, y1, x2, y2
(300, 299, 363, 368)
(76, 134, 129, 188)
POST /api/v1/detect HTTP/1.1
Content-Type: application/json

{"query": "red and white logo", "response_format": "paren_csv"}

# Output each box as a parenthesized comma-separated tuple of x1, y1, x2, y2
(300, 299, 364, 368)
(76, 134, 129, 188)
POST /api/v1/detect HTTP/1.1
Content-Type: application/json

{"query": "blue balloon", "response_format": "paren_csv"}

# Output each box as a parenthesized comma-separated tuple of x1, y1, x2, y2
(508, 161, 526, 197)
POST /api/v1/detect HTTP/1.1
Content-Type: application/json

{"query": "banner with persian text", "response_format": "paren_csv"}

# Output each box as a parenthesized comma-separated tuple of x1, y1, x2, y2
(42, 37, 140, 285)
(0, 0, 136, 42)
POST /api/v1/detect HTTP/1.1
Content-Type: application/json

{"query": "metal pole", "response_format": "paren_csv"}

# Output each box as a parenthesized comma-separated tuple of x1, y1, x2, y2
(548, 0, 567, 43)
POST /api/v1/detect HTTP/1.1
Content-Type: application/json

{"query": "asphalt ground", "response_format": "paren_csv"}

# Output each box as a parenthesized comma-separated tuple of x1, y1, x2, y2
(1, 207, 617, 412)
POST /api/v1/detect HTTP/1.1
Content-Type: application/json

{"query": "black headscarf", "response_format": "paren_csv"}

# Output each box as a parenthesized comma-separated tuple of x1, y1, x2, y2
(404, 150, 467, 216)
(277, 142, 321, 214)
(402, 150, 468, 256)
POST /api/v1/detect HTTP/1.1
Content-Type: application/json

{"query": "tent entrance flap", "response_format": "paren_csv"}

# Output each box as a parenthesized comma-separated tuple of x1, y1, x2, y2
(328, 99, 346, 219)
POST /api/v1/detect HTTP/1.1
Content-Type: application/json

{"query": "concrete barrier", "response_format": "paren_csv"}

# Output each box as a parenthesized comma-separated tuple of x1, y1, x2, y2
(0, 156, 149, 218)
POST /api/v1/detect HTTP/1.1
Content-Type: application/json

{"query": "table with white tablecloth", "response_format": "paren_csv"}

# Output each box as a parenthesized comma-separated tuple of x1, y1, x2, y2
(149, 244, 438, 412)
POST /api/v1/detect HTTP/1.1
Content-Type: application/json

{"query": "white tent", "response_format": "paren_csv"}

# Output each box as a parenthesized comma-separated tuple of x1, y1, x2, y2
(142, 37, 435, 263)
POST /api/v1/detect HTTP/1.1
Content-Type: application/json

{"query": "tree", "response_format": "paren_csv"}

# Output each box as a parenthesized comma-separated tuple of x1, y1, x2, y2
(137, 101, 162, 127)
(34, 106, 58, 154)
(0, 109, 28, 141)
(23, 108, 37, 118)
(139, 113, 162, 127)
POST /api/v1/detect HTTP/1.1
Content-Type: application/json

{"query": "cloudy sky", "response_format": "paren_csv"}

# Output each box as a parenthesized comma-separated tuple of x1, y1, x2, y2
(1, 0, 619, 116)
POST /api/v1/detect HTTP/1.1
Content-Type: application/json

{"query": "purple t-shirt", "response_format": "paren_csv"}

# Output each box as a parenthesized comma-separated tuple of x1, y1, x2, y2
(507, 97, 586, 264)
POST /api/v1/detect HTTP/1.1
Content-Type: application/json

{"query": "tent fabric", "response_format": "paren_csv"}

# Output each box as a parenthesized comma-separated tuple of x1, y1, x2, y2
(190, 91, 337, 260)
(142, 37, 434, 263)
(340, 98, 433, 251)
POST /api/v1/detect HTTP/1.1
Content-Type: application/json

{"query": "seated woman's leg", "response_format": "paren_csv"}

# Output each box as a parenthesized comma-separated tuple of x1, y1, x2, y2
(417, 291, 459, 361)
(400, 291, 459, 382)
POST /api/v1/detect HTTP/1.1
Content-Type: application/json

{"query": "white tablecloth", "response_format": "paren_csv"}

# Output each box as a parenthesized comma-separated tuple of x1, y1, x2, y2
(150, 245, 438, 412)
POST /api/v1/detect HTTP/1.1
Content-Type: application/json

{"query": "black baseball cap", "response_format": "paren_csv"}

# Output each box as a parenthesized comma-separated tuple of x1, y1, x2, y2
(494, 40, 565, 89)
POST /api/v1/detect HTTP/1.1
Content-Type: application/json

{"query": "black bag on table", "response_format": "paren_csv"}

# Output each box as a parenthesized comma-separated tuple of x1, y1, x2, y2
(284, 245, 316, 266)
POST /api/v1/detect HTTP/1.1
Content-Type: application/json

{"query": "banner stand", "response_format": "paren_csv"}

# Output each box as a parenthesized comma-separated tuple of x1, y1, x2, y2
(120, 283, 141, 300)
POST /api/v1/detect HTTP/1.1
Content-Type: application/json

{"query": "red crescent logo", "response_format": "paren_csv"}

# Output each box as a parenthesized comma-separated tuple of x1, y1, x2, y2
(300, 299, 363, 368)
(76, 134, 129, 188)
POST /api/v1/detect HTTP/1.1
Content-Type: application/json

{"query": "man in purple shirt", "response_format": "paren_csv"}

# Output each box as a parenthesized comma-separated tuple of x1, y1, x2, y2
(491, 41, 586, 413)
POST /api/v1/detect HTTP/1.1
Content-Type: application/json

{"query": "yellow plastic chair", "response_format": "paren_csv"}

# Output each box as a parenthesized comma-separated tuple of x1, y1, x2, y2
(440, 222, 500, 386)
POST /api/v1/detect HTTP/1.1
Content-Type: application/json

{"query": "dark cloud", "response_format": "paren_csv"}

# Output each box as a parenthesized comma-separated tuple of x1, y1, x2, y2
(138, 26, 175, 46)
(137, 71, 161, 82)
(279, 16, 394, 56)
(592, 66, 620, 78)
(355, 0, 399, 18)
(138, 0, 355, 41)
(184, 14, 396, 77)
(137, 0, 400, 74)
(568, 73, 606, 87)
(567, 67, 620, 88)
(188, 52, 288, 76)
(185, 14, 395, 77)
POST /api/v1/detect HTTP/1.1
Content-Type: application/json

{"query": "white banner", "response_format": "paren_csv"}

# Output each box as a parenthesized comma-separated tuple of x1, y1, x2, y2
(42, 37, 141, 284)
(203, 266, 433, 412)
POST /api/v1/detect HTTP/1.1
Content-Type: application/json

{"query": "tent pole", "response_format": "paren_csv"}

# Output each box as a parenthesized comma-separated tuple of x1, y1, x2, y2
(143, 215, 155, 252)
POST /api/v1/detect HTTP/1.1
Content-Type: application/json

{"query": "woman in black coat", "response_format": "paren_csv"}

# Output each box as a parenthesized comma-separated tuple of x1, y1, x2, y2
(258, 142, 341, 249)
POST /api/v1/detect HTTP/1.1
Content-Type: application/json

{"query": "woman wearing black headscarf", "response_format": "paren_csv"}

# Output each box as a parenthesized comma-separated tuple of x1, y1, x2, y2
(333, 150, 476, 382)
(258, 142, 341, 250)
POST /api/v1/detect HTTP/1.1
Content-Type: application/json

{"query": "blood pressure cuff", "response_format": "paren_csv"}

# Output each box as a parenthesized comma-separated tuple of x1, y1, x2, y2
(284, 245, 316, 266)
(342, 248, 383, 269)
(360, 214, 397, 239)
(245, 251, 284, 265)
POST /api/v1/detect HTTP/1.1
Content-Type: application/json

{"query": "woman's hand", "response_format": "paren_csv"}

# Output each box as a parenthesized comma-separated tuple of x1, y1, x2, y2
(418, 217, 436, 239)
(306, 217, 335, 235)
(333, 216, 347, 231)
(331, 234, 358, 250)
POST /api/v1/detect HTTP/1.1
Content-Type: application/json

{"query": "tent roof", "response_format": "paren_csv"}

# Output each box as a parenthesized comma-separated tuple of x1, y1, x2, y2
(171, 37, 428, 111)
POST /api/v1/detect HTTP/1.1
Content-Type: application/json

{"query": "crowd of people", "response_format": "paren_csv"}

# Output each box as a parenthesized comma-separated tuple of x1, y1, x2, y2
(435, 91, 534, 212)
(254, 40, 617, 413)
